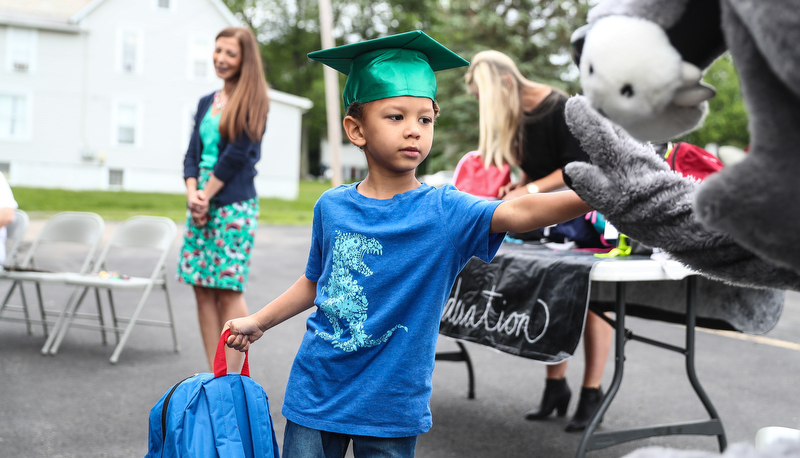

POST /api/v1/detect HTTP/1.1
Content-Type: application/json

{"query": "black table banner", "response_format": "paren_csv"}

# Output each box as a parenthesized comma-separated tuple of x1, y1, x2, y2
(440, 245, 598, 363)
(439, 243, 784, 362)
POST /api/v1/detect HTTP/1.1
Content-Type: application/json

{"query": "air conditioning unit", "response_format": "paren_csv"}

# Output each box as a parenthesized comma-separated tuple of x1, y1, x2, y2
(80, 148, 97, 162)
(123, 62, 135, 72)
(13, 62, 29, 72)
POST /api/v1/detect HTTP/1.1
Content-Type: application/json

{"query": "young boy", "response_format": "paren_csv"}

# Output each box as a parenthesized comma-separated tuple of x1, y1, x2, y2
(225, 31, 592, 457)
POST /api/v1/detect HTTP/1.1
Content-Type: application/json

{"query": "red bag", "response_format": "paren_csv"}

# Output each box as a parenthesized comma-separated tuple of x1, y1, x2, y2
(452, 151, 511, 200)
(665, 142, 724, 181)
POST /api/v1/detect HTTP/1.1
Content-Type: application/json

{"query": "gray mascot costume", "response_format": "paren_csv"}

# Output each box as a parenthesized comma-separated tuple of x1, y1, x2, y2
(563, 0, 800, 456)
(566, 0, 800, 292)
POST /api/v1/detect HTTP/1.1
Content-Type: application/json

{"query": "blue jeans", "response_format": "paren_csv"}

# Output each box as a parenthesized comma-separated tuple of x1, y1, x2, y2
(282, 420, 417, 458)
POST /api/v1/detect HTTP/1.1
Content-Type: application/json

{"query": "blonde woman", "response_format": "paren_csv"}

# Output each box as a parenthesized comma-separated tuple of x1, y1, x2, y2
(177, 27, 269, 372)
(465, 50, 612, 432)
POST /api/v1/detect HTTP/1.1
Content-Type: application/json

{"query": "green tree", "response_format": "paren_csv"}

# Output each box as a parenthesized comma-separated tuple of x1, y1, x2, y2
(680, 53, 750, 149)
(223, 0, 593, 176)
(223, 0, 439, 176)
(223, 0, 327, 175)
(426, 0, 592, 173)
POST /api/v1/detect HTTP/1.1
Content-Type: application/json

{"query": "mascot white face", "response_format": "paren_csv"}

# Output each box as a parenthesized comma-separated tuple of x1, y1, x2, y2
(578, 15, 715, 142)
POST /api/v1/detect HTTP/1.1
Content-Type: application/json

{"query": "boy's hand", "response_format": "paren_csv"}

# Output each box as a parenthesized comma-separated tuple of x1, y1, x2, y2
(225, 317, 264, 352)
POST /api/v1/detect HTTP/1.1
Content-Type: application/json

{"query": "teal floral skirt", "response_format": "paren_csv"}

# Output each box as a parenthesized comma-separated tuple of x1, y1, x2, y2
(176, 169, 259, 292)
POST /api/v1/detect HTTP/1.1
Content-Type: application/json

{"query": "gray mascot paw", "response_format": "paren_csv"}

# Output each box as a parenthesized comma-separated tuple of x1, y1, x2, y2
(564, 96, 800, 292)
(563, 96, 687, 221)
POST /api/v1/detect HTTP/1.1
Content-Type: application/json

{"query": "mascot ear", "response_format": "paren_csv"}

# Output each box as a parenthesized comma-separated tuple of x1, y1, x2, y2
(673, 82, 715, 107)
(673, 62, 715, 107)
(570, 23, 591, 67)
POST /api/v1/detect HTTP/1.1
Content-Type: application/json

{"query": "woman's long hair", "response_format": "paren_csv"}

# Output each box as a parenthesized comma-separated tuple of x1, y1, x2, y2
(465, 50, 540, 169)
(217, 27, 269, 142)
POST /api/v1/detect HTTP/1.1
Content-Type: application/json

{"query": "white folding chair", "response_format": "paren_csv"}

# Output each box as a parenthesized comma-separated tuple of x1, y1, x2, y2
(42, 216, 180, 364)
(0, 209, 32, 331)
(0, 211, 105, 338)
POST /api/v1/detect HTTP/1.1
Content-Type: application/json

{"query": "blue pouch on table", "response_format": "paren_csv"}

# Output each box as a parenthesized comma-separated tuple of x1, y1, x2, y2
(546, 215, 606, 248)
(145, 329, 280, 458)
(509, 213, 607, 248)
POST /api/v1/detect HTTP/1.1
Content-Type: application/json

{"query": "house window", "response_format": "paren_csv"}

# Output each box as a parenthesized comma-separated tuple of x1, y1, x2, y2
(6, 27, 37, 73)
(158, 0, 170, 8)
(118, 29, 143, 74)
(0, 92, 30, 141)
(115, 101, 140, 146)
(188, 36, 212, 80)
(109, 169, 124, 187)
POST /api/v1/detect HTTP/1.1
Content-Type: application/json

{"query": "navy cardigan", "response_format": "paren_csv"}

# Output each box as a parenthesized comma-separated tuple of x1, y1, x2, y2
(183, 91, 264, 207)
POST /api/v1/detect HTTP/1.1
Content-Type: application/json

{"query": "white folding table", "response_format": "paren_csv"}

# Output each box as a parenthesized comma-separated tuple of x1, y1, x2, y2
(438, 250, 743, 457)
(576, 258, 727, 457)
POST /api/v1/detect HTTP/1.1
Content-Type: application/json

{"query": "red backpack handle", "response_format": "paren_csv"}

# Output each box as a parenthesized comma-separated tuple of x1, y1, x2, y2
(214, 328, 250, 378)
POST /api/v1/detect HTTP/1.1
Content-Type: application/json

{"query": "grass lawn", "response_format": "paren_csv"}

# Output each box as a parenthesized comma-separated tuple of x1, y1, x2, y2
(12, 180, 331, 226)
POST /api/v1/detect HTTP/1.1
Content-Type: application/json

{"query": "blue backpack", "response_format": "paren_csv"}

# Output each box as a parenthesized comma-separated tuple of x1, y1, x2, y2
(145, 330, 280, 458)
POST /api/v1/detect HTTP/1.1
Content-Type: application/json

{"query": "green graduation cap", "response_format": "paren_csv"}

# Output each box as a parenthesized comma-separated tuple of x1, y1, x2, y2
(308, 30, 469, 107)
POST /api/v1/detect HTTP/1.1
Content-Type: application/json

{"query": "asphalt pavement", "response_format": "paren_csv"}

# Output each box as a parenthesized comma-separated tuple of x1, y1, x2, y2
(1, 223, 798, 458)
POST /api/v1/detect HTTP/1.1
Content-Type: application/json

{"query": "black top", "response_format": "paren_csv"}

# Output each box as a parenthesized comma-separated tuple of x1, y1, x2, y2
(517, 91, 589, 182)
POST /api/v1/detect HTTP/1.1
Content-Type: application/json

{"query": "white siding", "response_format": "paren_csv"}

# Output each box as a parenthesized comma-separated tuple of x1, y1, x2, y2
(0, 0, 311, 199)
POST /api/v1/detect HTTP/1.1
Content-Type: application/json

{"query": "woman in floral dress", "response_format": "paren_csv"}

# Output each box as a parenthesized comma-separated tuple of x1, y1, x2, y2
(177, 26, 269, 371)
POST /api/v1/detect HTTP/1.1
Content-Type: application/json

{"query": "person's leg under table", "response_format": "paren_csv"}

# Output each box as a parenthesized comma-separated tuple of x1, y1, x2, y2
(566, 311, 613, 432)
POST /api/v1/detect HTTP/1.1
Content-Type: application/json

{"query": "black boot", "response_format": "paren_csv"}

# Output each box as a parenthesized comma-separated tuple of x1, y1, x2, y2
(524, 378, 572, 420)
(565, 386, 604, 432)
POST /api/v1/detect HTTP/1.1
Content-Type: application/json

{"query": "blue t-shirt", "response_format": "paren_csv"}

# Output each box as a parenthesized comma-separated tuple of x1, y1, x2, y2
(282, 183, 504, 437)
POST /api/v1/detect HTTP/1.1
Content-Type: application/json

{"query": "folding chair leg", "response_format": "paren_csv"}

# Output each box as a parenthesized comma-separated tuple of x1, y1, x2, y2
(109, 284, 155, 364)
(49, 286, 92, 355)
(22, 283, 33, 335)
(107, 289, 120, 344)
(0, 281, 32, 336)
(41, 286, 89, 355)
(93, 287, 107, 346)
(34, 282, 47, 337)
(0, 281, 15, 315)
(162, 278, 180, 353)
(15, 282, 38, 337)
(164, 284, 181, 353)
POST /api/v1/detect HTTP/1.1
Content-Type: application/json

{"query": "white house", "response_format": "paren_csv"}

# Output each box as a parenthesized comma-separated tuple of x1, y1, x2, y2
(320, 138, 368, 182)
(0, 0, 312, 199)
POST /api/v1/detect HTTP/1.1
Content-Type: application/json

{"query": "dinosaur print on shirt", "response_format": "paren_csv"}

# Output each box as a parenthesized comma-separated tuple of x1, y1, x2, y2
(316, 231, 407, 352)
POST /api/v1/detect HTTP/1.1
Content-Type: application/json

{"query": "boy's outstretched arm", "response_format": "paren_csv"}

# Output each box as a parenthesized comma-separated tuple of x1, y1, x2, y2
(490, 191, 593, 234)
(225, 275, 317, 351)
